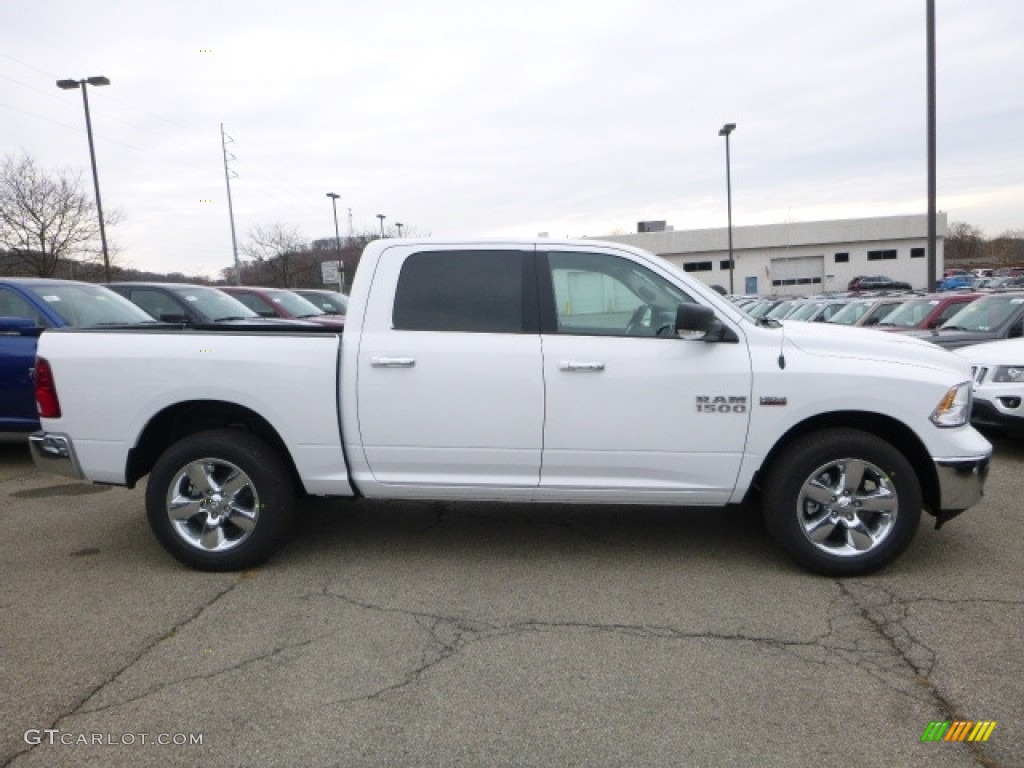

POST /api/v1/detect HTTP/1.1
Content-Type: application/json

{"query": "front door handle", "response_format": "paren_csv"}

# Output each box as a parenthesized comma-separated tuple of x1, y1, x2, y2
(559, 361, 606, 372)
(370, 356, 416, 368)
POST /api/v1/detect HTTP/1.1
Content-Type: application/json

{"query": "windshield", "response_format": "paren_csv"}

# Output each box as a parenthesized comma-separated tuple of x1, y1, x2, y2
(24, 283, 156, 326)
(170, 286, 260, 321)
(940, 295, 1024, 332)
(827, 300, 871, 325)
(765, 300, 799, 320)
(786, 302, 825, 321)
(878, 298, 936, 328)
(298, 291, 347, 314)
(264, 289, 327, 318)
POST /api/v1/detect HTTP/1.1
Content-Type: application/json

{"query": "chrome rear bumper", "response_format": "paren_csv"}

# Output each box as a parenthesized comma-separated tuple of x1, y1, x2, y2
(29, 432, 84, 480)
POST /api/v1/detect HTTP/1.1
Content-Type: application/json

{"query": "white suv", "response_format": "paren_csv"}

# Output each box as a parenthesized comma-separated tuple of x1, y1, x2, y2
(956, 338, 1024, 436)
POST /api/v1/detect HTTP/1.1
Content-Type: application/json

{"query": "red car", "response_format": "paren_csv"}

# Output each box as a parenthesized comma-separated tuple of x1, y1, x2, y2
(873, 293, 981, 332)
(219, 286, 345, 328)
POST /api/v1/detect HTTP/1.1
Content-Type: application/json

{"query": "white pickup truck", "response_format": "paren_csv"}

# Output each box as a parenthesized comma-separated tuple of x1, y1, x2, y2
(29, 238, 991, 576)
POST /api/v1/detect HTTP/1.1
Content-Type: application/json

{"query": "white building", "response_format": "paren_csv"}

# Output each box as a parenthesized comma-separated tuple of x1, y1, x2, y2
(597, 213, 945, 295)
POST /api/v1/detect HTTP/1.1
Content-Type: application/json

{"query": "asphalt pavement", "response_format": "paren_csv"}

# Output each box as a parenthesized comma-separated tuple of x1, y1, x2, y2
(1, 431, 1021, 767)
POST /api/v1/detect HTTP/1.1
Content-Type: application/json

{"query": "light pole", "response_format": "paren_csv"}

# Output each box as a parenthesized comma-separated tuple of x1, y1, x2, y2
(395, 222, 403, 237)
(718, 122, 736, 294)
(57, 76, 111, 282)
(927, 0, 937, 291)
(377, 213, 386, 238)
(326, 193, 343, 292)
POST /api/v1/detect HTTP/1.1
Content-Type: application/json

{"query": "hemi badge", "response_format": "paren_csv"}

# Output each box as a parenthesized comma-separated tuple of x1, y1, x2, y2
(760, 396, 787, 406)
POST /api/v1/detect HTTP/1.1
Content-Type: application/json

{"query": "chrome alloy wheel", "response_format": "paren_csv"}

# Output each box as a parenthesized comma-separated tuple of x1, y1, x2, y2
(796, 458, 898, 557)
(165, 458, 259, 552)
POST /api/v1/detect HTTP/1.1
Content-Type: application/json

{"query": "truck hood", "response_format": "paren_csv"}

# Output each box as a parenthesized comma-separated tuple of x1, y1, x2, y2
(778, 319, 969, 378)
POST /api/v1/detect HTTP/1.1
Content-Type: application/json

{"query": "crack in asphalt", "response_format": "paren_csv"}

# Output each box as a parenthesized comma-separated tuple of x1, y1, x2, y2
(310, 586, 891, 709)
(5, 577, 241, 766)
(304, 582, 1008, 768)
(74, 630, 337, 719)
(840, 581, 1006, 768)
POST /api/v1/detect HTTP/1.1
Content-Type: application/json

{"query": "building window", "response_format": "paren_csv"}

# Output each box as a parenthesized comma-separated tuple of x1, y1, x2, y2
(834, 252, 849, 263)
(867, 249, 898, 261)
(772, 277, 822, 287)
(683, 261, 713, 272)
(719, 259, 734, 270)
(911, 247, 925, 258)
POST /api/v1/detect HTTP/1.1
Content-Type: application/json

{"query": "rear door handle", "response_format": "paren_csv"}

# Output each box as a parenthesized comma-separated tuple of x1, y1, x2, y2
(559, 361, 606, 372)
(370, 356, 416, 368)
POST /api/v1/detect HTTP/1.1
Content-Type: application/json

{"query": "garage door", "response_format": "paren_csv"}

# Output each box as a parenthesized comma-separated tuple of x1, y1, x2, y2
(771, 255, 824, 296)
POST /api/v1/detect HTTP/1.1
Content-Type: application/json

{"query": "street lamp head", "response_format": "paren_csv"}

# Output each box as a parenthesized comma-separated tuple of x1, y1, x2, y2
(57, 77, 110, 90)
(326, 192, 340, 200)
(719, 123, 736, 137)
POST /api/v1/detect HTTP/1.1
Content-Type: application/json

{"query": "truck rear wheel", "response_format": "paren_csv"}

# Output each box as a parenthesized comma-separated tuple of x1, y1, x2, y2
(145, 429, 295, 571)
(762, 429, 921, 576)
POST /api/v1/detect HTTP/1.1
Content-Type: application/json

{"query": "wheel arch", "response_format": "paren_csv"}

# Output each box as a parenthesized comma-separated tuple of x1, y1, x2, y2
(125, 399, 302, 492)
(753, 411, 940, 514)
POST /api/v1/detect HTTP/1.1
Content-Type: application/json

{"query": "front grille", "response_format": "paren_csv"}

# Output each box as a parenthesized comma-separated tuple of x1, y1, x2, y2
(971, 366, 988, 385)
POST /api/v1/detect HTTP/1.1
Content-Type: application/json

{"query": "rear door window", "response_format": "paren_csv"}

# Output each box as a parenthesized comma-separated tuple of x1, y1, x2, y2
(392, 250, 533, 333)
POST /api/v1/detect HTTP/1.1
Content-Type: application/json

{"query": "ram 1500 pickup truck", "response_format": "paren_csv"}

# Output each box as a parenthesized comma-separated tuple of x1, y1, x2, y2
(29, 239, 992, 576)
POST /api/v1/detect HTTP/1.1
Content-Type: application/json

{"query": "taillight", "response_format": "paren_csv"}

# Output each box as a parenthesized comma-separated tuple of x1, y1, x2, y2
(35, 357, 62, 418)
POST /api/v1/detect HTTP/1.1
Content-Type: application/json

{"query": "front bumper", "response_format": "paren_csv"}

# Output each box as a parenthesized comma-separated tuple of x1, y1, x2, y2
(970, 398, 1024, 435)
(29, 432, 84, 480)
(932, 454, 990, 525)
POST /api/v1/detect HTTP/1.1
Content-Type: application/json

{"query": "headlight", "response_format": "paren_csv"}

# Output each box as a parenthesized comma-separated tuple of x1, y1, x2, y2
(992, 366, 1024, 383)
(930, 382, 972, 428)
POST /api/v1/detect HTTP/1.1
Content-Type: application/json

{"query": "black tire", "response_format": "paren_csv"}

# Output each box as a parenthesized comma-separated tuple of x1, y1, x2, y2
(145, 429, 295, 571)
(762, 429, 921, 577)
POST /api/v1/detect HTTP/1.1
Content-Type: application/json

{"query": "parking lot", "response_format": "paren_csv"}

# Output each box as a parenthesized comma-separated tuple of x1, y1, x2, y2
(1, 431, 1021, 767)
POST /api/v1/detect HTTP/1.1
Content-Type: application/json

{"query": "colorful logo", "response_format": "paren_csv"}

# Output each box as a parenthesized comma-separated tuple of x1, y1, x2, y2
(921, 721, 997, 742)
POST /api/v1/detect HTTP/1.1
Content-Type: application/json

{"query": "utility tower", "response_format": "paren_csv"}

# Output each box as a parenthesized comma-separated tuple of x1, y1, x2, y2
(220, 124, 241, 284)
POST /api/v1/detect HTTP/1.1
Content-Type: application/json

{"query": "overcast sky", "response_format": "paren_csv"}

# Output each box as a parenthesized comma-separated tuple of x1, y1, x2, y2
(2, 0, 1023, 278)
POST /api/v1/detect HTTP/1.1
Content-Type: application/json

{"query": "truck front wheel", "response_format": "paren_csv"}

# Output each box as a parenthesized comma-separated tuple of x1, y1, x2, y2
(762, 429, 921, 576)
(145, 429, 296, 571)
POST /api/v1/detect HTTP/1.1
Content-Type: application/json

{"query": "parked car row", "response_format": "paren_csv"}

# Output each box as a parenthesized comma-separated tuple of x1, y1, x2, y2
(731, 289, 1024, 437)
(0, 277, 348, 432)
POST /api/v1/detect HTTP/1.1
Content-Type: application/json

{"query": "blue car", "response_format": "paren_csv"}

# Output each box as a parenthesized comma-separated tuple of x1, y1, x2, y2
(937, 273, 975, 292)
(0, 278, 157, 432)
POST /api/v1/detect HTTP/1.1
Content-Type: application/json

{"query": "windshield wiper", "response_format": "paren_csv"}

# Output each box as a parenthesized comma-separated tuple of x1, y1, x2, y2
(92, 320, 159, 325)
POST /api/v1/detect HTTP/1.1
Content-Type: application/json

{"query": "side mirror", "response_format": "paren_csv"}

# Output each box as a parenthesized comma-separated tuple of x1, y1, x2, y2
(675, 304, 736, 342)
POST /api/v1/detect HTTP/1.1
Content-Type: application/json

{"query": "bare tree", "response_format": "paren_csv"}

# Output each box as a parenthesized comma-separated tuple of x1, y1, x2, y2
(944, 221, 985, 266)
(987, 229, 1024, 267)
(240, 223, 312, 287)
(0, 153, 105, 277)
